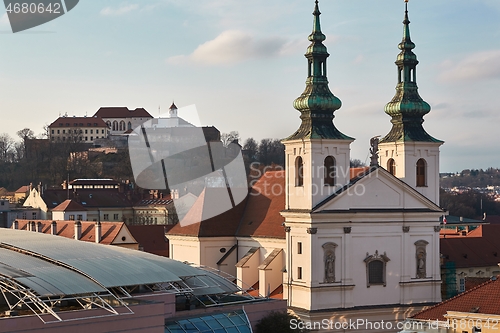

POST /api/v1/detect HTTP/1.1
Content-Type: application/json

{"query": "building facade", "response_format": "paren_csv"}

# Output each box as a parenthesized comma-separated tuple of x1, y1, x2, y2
(280, 2, 443, 324)
(48, 116, 109, 143)
(93, 107, 153, 135)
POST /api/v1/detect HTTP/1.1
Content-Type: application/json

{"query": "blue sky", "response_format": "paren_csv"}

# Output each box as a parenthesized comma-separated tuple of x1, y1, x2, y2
(1, 0, 500, 172)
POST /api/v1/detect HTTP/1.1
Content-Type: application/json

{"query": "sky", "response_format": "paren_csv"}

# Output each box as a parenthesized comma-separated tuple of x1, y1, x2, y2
(1, 0, 500, 172)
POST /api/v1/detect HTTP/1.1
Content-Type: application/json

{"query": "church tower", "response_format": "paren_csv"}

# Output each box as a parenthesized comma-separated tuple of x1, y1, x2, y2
(379, 1, 443, 205)
(283, 0, 354, 211)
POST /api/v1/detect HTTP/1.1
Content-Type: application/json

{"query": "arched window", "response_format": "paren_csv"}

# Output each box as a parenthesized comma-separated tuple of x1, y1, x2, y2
(119, 121, 125, 131)
(127, 121, 132, 130)
(295, 156, 304, 187)
(387, 158, 396, 176)
(324, 156, 336, 186)
(106, 121, 111, 129)
(416, 159, 426, 187)
(112, 121, 118, 131)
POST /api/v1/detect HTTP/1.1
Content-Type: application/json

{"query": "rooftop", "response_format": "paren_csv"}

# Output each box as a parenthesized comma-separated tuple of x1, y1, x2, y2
(0, 229, 254, 323)
(412, 276, 500, 321)
(93, 107, 153, 119)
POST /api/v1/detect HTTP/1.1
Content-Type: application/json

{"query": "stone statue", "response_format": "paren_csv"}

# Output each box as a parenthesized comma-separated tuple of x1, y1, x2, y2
(416, 250, 426, 278)
(325, 253, 335, 283)
(369, 136, 380, 167)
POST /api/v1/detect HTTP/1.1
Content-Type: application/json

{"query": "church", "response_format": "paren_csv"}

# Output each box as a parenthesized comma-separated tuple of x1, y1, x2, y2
(167, 0, 444, 328)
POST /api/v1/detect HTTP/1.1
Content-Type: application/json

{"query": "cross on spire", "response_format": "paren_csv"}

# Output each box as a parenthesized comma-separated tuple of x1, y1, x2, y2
(380, 1, 442, 144)
(285, 0, 352, 141)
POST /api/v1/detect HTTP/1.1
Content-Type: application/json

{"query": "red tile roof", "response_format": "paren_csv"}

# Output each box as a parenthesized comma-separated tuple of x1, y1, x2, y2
(412, 277, 500, 320)
(350, 167, 370, 180)
(238, 171, 285, 239)
(14, 220, 132, 245)
(167, 188, 248, 237)
(15, 185, 30, 193)
(247, 282, 283, 299)
(465, 277, 491, 291)
(128, 225, 170, 257)
(48, 116, 107, 128)
(167, 168, 368, 239)
(52, 199, 87, 212)
(93, 107, 152, 119)
(441, 224, 500, 268)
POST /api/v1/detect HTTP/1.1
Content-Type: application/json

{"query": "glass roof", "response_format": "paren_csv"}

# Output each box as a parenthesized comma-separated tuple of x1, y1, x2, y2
(165, 310, 252, 333)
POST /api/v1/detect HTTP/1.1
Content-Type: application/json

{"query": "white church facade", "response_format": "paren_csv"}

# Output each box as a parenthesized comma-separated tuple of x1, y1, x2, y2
(166, 0, 444, 330)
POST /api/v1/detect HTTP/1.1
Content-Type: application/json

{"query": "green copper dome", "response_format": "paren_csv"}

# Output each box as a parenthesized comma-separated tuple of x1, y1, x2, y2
(380, 2, 442, 144)
(285, 0, 353, 141)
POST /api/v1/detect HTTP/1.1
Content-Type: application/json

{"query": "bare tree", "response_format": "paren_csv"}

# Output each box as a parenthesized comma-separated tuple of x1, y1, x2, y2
(243, 137, 258, 161)
(16, 128, 35, 159)
(221, 131, 240, 147)
(0, 133, 14, 162)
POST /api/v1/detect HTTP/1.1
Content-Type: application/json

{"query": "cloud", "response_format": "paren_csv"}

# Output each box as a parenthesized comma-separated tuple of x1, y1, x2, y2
(0, 13, 9, 26)
(439, 50, 500, 82)
(167, 30, 305, 66)
(100, 4, 139, 16)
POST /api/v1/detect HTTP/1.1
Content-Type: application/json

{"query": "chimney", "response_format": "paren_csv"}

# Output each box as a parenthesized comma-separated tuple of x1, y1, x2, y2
(51, 221, 57, 235)
(37, 182, 41, 194)
(29, 182, 33, 191)
(95, 221, 101, 243)
(12, 220, 18, 230)
(74, 221, 82, 240)
(37, 222, 42, 233)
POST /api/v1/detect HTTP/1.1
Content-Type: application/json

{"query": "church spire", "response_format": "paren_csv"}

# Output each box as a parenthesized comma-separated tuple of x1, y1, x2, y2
(380, 0, 442, 143)
(285, 0, 352, 141)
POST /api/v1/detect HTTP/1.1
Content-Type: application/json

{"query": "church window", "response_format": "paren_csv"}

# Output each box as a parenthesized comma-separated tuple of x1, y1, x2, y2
(106, 121, 111, 128)
(324, 156, 336, 186)
(112, 121, 118, 131)
(119, 120, 125, 131)
(364, 251, 390, 287)
(295, 156, 304, 187)
(128, 121, 132, 130)
(368, 261, 384, 284)
(387, 158, 396, 176)
(416, 158, 426, 187)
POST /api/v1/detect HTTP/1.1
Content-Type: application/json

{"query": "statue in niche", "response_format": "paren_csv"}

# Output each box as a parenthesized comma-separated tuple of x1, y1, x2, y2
(416, 249, 426, 278)
(322, 242, 338, 283)
(414, 240, 428, 279)
(325, 253, 335, 283)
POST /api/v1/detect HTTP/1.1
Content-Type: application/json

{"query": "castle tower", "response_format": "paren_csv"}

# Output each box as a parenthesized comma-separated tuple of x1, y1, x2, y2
(379, 0, 443, 205)
(283, 0, 354, 211)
